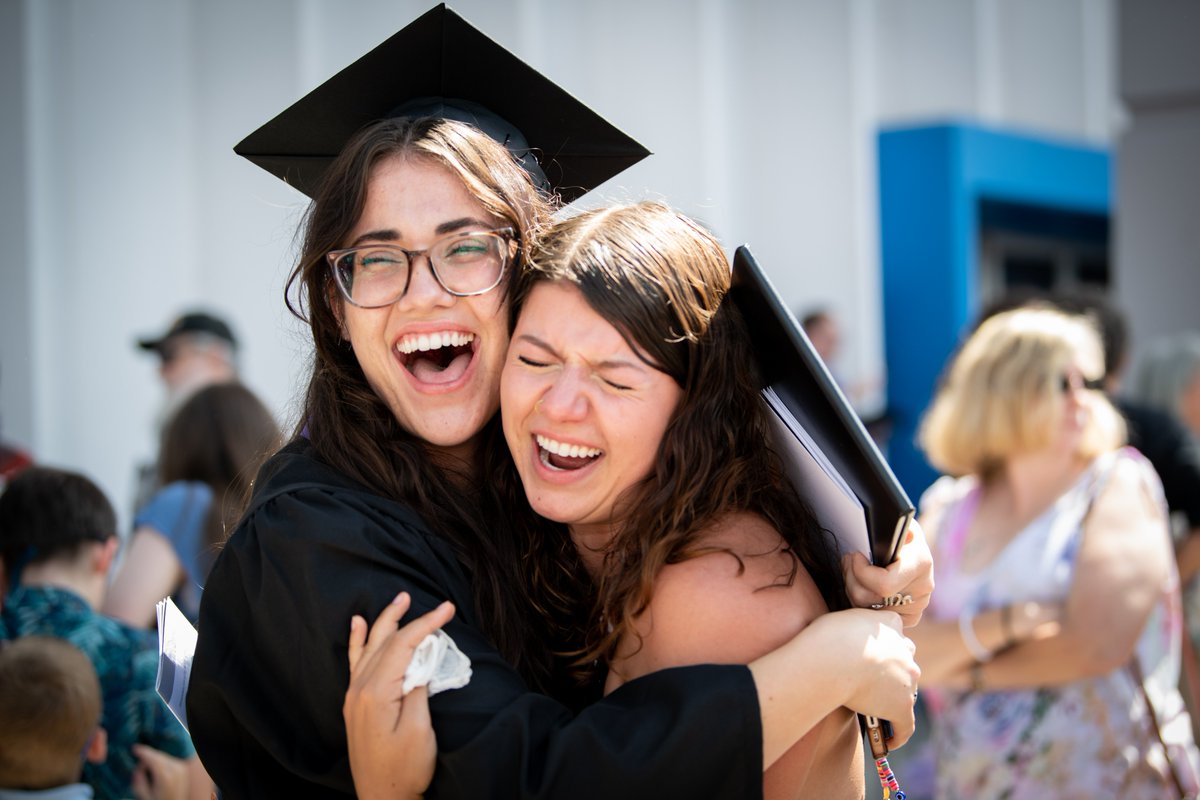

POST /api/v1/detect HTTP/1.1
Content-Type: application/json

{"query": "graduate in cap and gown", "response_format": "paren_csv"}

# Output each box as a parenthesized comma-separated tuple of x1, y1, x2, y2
(187, 6, 929, 797)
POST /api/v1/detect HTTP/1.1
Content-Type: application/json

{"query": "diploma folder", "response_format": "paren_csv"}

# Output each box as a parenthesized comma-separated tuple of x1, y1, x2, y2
(729, 246, 913, 567)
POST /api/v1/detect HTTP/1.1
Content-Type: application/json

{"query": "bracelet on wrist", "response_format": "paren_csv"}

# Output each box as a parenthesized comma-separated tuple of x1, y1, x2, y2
(958, 608, 993, 662)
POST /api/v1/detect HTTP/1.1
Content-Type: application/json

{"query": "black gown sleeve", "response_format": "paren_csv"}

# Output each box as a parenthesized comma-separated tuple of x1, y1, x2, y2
(187, 466, 763, 799)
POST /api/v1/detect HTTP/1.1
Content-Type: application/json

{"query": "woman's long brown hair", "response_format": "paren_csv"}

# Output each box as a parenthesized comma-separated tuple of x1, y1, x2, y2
(158, 382, 281, 555)
(514, 202, 850, 680)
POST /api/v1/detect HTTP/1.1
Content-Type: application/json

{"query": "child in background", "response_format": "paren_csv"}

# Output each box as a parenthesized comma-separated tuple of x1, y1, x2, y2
(0, 467, 205, 799)
(0, 636, 107, 799)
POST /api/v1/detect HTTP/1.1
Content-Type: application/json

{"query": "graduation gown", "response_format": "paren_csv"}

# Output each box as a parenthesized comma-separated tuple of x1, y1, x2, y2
(187, 438, 763, 798)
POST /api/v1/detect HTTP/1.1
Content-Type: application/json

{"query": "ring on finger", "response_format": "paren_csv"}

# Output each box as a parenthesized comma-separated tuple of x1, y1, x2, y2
(873, 593, 914, 608)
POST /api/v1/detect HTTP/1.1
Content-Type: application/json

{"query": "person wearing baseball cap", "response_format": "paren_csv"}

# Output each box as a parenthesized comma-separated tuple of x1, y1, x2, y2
(133, 311, 240, 511)
(136, 311, 238, 408)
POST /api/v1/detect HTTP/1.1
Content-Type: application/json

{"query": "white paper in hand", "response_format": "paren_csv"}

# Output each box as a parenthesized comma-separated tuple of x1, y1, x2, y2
(401, 629, 472, 696)
(154, 597, 197, 731)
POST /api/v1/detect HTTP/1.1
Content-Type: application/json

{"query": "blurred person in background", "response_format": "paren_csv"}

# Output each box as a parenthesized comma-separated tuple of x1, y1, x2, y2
(103, 383, 281, 628)
(1126, 332, 1200, 678)
(132, 311, 240, 511)
(0, 467, 209, 800)
(985, 292, 1200, 680)
(1076, 313, 1200, 574)
(800, 307, 891, 449)
(801, 308, 842, 374)
(136, 311, 239, 415)
(1130, 333, 1200, 444)
(1037, 297, 1200, 555)
(0, 636, 109, 800)
(910, 306, 1200, 798)
(0, 636, 189, 800)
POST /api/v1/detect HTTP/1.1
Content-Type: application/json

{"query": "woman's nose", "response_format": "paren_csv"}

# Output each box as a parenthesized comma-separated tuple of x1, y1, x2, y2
(394, 253, 454, 310)
(538, 372, 589, 421)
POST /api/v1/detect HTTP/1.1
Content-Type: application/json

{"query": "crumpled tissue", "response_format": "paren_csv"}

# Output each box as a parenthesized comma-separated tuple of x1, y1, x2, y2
(402, 629, 472, 696)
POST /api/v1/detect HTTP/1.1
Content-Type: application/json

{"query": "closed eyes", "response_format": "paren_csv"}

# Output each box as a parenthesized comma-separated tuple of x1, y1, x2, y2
(516, 355, 634, 391)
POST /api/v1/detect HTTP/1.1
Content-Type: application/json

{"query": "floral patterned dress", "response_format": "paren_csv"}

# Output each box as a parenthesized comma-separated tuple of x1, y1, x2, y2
(924, 449, 1200, 799)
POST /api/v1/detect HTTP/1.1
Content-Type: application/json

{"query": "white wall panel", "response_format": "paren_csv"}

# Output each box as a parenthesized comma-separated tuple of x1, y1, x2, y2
(996, 0, 1091, 140)
(874, 0, 978, 124)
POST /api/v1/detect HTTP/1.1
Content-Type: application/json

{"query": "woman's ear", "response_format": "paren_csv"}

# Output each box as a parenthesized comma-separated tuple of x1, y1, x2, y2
(327, 282, 350, 340)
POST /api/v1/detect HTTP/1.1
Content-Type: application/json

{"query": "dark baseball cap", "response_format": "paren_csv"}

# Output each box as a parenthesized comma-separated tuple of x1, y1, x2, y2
(137, 312, 237, 354)
(233, 3, 650, 203)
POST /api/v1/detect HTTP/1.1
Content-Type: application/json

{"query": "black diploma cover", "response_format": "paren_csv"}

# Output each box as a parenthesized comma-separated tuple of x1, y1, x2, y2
(729, 245, 914, 567)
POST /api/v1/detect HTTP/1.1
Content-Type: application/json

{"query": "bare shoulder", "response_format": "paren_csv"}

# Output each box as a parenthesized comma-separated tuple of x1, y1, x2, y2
(667, 510, 793, 575)
(1116, 449, 1164, 497)
(621, 512, 829, 670)
(653, 512, 819, 601)
(1079, 450, 1171, 573)
(916, 475, 967, 546)
(698, 509, 788, 551)
(1091, 450, 1166, 524)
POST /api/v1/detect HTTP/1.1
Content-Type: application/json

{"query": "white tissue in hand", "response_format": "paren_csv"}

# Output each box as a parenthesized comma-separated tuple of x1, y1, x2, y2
(401, 629, 472, 696)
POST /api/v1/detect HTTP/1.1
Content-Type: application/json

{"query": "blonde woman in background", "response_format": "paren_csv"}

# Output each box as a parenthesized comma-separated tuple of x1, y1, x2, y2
(910, 307, 1200, 798)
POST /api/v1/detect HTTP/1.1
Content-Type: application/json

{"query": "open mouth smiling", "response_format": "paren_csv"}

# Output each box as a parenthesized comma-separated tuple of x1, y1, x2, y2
(536, 434, 603, 471)
(395, 331, 476, 384)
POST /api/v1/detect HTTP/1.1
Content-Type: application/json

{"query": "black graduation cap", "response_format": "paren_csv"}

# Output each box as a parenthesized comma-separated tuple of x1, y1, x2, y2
(235, 3, 650, 203)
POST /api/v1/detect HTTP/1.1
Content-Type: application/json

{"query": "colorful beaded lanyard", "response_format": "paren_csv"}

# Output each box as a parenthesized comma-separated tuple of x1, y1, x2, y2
(874, 754, 906, 800)
(865, 716, 906, 799)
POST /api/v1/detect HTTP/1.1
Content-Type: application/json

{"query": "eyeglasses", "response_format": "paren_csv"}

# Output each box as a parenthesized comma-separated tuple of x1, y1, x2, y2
(327, 228, 517, 308)
(1059, 372, 1106, 394)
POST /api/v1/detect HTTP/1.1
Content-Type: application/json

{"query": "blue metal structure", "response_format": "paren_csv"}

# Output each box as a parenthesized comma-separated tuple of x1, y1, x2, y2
(878, 121, 1111, 499)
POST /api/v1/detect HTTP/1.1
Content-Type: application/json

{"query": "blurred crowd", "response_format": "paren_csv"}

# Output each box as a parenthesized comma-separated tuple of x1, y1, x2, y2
(1, 310, 279, 799)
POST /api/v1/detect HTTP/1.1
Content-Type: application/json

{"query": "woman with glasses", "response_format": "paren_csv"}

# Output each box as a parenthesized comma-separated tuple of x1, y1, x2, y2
(908, 306, 1200, 798)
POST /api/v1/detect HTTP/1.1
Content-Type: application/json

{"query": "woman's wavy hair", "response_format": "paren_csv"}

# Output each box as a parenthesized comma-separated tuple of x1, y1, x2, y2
(513, 201, 849, 677)
(159, 382, 281, 555)
(283, 116, 555, 680)
(919, 306, 1126, 478)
